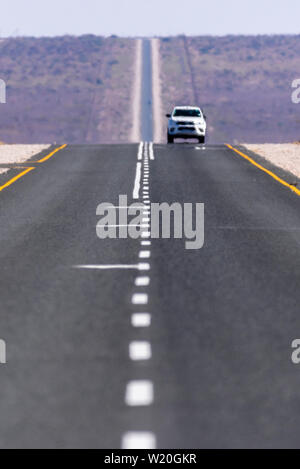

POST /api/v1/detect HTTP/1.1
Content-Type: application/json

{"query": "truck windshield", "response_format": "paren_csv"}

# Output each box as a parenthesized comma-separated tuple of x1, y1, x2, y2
(173, 109, 201, 117)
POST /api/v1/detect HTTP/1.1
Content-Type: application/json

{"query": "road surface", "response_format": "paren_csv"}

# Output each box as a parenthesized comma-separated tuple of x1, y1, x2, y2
(0, 141, 300, 448)
(141, 39, 153, 142)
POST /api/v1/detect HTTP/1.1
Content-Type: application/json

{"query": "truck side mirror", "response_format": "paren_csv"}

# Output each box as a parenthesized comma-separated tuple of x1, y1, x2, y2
(166, 114, 171, 118)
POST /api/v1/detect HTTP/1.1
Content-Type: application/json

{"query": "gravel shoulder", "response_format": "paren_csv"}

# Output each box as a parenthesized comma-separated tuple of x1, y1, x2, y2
(0, 144, 50, 175)
(242, 143, 300, 181)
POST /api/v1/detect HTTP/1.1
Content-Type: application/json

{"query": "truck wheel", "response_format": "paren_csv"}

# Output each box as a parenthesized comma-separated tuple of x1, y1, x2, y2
(167, 134, 174, 144)
(198, 136, 205, 144)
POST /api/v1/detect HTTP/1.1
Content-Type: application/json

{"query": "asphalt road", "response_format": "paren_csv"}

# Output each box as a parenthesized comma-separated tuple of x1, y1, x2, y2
(141, 39, 153, 142)
(0, 142, 300, 448)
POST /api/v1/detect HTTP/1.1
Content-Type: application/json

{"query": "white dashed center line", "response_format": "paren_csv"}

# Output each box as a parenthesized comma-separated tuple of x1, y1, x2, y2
(141, 240, 151, 246)
(122, 432, 156, 450)
(135, 276, 150, 286)
(122, 141, 156, 449)
(125, 380, 154, 406)
(129, 341, 152, 361)
(138, 263, 150, 271)
(132, 293, 148, 305)
(141, 232, 151, 238)
(139, 251, 151, 259)
(131, 313, 151, 328)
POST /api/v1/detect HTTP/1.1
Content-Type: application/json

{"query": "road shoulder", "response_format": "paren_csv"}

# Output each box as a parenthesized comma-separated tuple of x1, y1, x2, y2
(234, 144, 300, 189)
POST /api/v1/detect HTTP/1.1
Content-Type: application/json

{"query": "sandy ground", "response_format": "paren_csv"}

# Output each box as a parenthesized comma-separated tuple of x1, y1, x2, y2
(0, 144, 50, 175)
(243, 143, 300, 179)
(151, 38, 163, 143)
(130, 39, 142, 143)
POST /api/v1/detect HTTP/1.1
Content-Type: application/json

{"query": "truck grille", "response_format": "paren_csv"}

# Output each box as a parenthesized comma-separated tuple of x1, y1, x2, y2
(178, 126, 195, 131)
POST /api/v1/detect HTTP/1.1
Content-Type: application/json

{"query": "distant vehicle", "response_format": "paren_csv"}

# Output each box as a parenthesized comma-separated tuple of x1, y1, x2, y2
(166, 106, 207, 144)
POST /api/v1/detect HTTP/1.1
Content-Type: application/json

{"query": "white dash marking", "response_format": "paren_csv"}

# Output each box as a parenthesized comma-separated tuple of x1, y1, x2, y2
(143, 142, 149, 159)
(141, 232, 151, 238)
(132, 293, 148, 305)
(131, 313, 151, 327)
(141, 240, 151, 246)
(138, 263, 150, 271)
(122, 432, 156, 449)
(129, 341, 152, 361)
(139, 251, 151, 259)
(125, 381, 154, 406)
(135, 276, 150, 286)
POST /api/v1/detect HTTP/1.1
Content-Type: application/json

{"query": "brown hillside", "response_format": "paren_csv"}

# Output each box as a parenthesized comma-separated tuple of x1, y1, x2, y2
(160, 35, 300, 143)
(0, 35, 136, 143)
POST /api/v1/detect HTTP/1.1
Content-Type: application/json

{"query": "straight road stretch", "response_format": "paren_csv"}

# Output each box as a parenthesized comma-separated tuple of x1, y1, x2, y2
(0, 142, 300, 448)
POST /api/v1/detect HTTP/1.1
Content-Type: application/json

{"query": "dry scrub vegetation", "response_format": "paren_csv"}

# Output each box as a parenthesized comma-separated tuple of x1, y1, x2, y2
(0, 36, 136, 143)
(160, 36, 300, 143)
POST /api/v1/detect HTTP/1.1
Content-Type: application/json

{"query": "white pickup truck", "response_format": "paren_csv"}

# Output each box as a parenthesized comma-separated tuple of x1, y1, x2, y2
(166, 106, 207, 144)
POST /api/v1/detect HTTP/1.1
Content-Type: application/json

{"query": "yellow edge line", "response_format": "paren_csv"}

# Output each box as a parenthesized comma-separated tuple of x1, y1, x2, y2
(0, 144, 67, 193)
(226, 144, 300, 197)
(37, 143, 67, 163)
(0, 167, 35, 192)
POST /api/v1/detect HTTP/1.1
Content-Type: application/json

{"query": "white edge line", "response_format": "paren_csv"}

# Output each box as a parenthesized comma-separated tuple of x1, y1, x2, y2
(149, 142, 155, 160)
(137, 141, 144, 161)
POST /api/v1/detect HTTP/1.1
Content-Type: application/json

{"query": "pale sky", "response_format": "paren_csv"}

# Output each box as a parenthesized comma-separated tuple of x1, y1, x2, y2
(1, 0, 300, 37)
